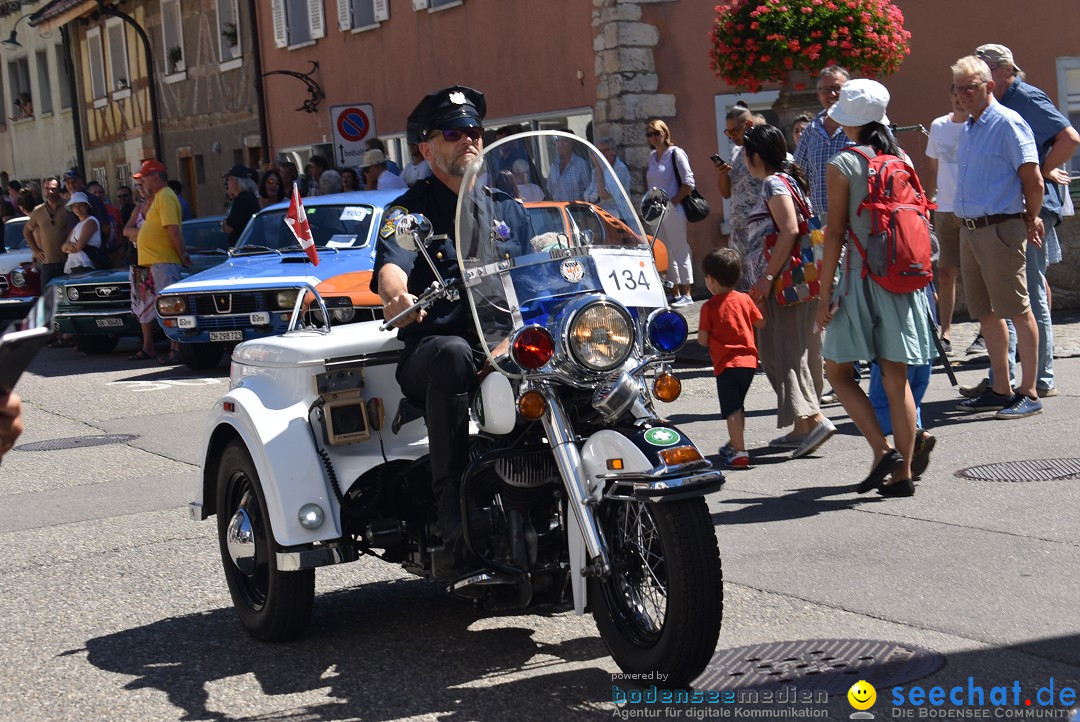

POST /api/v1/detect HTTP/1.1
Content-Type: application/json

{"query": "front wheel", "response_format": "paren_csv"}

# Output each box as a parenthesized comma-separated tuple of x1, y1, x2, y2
(589, 498, 723, 689)
(180, 342, 225, 370)
(74, 334, 119, 355)
(216, 440, 314, 641)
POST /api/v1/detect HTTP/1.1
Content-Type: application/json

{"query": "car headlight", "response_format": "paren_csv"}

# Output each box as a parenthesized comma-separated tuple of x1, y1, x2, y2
(331, 307, 355, 323)
(567, 301, 633, 372)
(66, 286, 80, 301)
(156, 295, 187, 315)
(274, 289, 299, 310)
(55, 285, 65, 301)
(10, 268, 27, 288)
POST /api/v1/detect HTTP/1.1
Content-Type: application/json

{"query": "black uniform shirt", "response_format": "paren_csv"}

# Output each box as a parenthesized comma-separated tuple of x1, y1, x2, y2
(225, 190, 261, 246)
(371, 176, 474, 341)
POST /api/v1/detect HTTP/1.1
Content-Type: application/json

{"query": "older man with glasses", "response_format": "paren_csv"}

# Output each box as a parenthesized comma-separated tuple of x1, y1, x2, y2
(370, 85, 494, 563)
(951, 56, 1045, 420)
(792, 65, 857, 224)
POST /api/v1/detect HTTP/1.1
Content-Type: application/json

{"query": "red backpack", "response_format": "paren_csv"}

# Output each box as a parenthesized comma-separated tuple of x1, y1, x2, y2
(845, 146, 935, 294)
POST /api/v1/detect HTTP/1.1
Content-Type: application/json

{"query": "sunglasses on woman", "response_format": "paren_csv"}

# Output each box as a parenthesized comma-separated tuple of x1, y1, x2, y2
(429, 127, 484, 143)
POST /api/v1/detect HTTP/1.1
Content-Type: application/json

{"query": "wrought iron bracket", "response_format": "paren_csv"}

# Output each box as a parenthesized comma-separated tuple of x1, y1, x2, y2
(261, 61, 325, 114)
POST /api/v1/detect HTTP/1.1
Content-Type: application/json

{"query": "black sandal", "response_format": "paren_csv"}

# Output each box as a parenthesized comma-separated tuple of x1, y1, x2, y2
(879, 478, 915, 497)
(856, 449, 902, 494)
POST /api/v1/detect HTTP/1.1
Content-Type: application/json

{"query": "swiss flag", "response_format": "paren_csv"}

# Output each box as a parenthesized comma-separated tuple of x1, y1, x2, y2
(284, 182, 318, 265)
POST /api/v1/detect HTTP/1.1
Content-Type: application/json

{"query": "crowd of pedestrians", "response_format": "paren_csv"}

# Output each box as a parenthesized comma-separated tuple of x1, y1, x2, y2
(695, 45, 1076, 498)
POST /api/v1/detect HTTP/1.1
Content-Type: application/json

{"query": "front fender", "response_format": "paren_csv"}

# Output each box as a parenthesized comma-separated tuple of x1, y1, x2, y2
(196, 384, 343, 547)
(580, 425, 723, 500)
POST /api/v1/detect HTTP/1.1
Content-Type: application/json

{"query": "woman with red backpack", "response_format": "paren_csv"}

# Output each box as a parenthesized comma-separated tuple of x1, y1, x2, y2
(817, 79, 936, 497)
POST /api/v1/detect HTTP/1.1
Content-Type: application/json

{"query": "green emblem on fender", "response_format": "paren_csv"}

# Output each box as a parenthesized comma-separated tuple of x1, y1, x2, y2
(643, 427, 680, 446)
(473, 393, 485, 425)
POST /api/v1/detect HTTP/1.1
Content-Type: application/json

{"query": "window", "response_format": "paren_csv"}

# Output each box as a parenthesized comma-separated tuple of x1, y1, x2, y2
(105, 18, 130, 97)
(7, 57, 31, 118)
(55, 44, 72, 110)
(161, 0, 185, 73)
(271, 0, 326, 48)
(35, 50, 52, 115)
(337, 0, 388, 31)
(1055, 57, 1080, 177)
(713, 91, 779, 234)
(87, 27, 107, 107)
(216, 0, 241, 62)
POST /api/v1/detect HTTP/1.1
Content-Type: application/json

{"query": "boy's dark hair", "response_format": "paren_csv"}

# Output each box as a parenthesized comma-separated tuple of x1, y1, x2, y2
(702, 247, 743, 288)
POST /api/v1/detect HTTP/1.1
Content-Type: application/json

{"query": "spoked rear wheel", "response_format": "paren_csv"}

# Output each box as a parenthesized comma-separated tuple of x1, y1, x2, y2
(590, 497, 723, 688)
(216, 441, 314, 641)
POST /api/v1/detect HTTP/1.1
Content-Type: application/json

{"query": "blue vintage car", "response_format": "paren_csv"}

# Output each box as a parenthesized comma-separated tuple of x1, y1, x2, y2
(52, 215, 231, 354)
(155, 190, 400, 370)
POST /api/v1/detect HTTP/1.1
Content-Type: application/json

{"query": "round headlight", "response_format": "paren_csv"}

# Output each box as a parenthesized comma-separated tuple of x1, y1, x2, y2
(647, 309, 688, 353)
(275, 289, 300, 309)
(10, 268, 27, 288)
(66, 286, 80, 301)
(156, 295, 187, 315)
(331, 307, 356, 323)
(567, 302, 633, 372)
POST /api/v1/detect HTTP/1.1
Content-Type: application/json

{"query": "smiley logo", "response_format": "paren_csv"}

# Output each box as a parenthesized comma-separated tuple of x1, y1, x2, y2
(848, 680, 877, 710)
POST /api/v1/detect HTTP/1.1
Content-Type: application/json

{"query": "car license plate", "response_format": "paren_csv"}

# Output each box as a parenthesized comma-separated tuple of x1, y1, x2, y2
(249, 311, 270, 324)
(95, 318, 124, 328)
(209, 330, 243, 342)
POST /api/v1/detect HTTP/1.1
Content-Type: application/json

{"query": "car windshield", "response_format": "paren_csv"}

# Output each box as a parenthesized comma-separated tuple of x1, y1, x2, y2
(182, 219, 231, 253)
(234, 204, 376, 252)
(4, 220, 27, 251)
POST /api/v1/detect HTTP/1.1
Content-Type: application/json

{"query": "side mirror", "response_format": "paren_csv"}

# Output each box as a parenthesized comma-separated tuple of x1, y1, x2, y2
(640, 188, 669, 224)
(393, 213, 431, 253)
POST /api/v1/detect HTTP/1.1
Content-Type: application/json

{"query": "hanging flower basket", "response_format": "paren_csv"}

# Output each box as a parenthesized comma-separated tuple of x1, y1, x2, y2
(709, 0, 911, 92)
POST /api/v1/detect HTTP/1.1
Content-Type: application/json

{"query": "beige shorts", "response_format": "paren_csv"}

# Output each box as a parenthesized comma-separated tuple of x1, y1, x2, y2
(959, 218, 1029, 319)
(934, 211, 961, 269)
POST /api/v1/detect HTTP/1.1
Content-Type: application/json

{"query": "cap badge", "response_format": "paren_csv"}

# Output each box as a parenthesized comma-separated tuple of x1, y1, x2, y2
(449, 91, 466, 105)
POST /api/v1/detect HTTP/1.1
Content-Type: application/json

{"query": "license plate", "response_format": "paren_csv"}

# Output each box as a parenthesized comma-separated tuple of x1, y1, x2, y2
(249, 311, 270, 324)
(210, 330, 243, 342)
(95, 318, 124, 328)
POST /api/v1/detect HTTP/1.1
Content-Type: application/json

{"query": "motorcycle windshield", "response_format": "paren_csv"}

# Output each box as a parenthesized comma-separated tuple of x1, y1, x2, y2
(455, 131, 666, 371)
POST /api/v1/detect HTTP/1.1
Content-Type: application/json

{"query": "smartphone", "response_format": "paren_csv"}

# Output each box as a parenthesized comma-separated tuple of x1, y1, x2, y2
(0, 293, 56, 393)
(710, 153, 726, 166)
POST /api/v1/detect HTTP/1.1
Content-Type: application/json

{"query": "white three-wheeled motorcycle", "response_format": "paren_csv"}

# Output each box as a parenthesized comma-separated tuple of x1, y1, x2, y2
(192, 131, 724, 688)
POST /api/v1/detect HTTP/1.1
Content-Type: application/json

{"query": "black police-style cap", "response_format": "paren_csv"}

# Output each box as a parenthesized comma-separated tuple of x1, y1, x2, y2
(406, 85, 486, 144)
(223, 164, 256, 181)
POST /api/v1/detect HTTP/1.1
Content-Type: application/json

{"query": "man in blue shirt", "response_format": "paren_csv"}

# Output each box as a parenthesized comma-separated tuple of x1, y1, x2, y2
(792, 65, 857, 221)
(952, 56, 1045, 420)
(975, 44, 1080, 399)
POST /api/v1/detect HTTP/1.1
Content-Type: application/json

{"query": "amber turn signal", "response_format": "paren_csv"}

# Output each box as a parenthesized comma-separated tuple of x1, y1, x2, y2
(659, 445, 702, 466)
(517, 390, 547, 420)
(653, 372, 682, 402)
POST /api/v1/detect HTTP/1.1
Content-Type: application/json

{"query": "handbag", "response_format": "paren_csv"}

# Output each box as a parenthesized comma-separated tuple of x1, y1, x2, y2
(762, 173, 824, 306)
(672, 149, 710, 223)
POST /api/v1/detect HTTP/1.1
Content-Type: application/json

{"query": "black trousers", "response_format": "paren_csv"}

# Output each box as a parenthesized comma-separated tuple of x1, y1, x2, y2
(396, 334, 484, 487)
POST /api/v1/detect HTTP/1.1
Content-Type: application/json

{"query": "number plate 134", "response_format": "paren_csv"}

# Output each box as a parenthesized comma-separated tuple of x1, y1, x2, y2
(592, 250, 666, 309)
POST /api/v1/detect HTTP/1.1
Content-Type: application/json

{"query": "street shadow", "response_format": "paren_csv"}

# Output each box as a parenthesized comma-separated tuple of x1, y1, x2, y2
(711, 482, 885, 526)
(73, 577, 612, 721)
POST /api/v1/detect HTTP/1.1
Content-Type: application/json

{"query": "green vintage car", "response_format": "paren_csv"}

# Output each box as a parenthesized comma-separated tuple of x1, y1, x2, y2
(53, 216, 230, 354)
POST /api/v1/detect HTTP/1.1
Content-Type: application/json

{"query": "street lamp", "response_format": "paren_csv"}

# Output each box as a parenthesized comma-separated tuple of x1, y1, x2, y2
(1, 13, 32, 50)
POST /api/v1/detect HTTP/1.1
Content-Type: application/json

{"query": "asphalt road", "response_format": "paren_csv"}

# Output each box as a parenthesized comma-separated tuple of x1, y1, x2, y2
(1, 328, 1078, 721)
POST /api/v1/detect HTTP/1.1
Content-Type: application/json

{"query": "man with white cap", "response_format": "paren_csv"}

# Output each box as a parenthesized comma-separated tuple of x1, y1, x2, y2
(974, 43, 1079, 400)
(360, 149, 407, 191)
(951, 55, 1044, 420)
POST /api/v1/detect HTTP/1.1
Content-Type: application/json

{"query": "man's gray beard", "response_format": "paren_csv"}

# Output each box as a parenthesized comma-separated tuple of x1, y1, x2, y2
(434, 151, 482, 178)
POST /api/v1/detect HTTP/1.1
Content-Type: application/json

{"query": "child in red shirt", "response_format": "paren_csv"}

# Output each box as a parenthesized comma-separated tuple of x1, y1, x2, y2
(698, 248, 765, 467)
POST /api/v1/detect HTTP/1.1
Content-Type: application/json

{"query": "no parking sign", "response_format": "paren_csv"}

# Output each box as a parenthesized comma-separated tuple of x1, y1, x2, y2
(329, 104, 376, 168)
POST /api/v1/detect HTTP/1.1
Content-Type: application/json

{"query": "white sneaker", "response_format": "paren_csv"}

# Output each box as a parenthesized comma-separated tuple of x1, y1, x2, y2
(791, 418, 836, 459)
(671, 295, 693, 307)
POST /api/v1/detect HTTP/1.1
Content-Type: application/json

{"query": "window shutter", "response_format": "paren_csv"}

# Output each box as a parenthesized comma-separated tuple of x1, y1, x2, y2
(337, 0, 351, 31)
(308, 0, 326, 40)
(373, 0, 389, 22)
(271, 0, 288, 47)
(412, 0, 428, 10)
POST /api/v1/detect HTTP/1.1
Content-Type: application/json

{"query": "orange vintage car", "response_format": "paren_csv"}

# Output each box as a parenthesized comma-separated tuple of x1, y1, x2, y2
(307, 200, 668, 326)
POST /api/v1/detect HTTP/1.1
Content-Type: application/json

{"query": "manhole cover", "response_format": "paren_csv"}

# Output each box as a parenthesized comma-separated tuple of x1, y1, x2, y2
(16, 434, 139, 452)
(956, 458, 1080, 482)
(695, 639, 944, 692)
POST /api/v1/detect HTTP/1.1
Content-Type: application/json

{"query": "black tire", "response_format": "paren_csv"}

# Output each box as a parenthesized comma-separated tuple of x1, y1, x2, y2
(216, 440, 314, 641)
(180, 342, 224, 370)
(589, 497, 723, 689)
(74, 334, 119, 355)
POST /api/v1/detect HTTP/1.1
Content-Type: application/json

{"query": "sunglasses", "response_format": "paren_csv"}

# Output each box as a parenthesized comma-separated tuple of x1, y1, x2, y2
(430, 127, 484, 142)
(646, 130, 662, 137)
(723, 127, 745, 138)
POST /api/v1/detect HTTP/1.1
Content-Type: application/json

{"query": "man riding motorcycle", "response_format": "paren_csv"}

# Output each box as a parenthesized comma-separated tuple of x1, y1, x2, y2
(370, 85, 490, 559)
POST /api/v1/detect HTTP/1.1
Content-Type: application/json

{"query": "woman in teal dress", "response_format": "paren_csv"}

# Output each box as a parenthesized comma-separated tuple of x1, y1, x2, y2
(817, 79, 935, 497)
